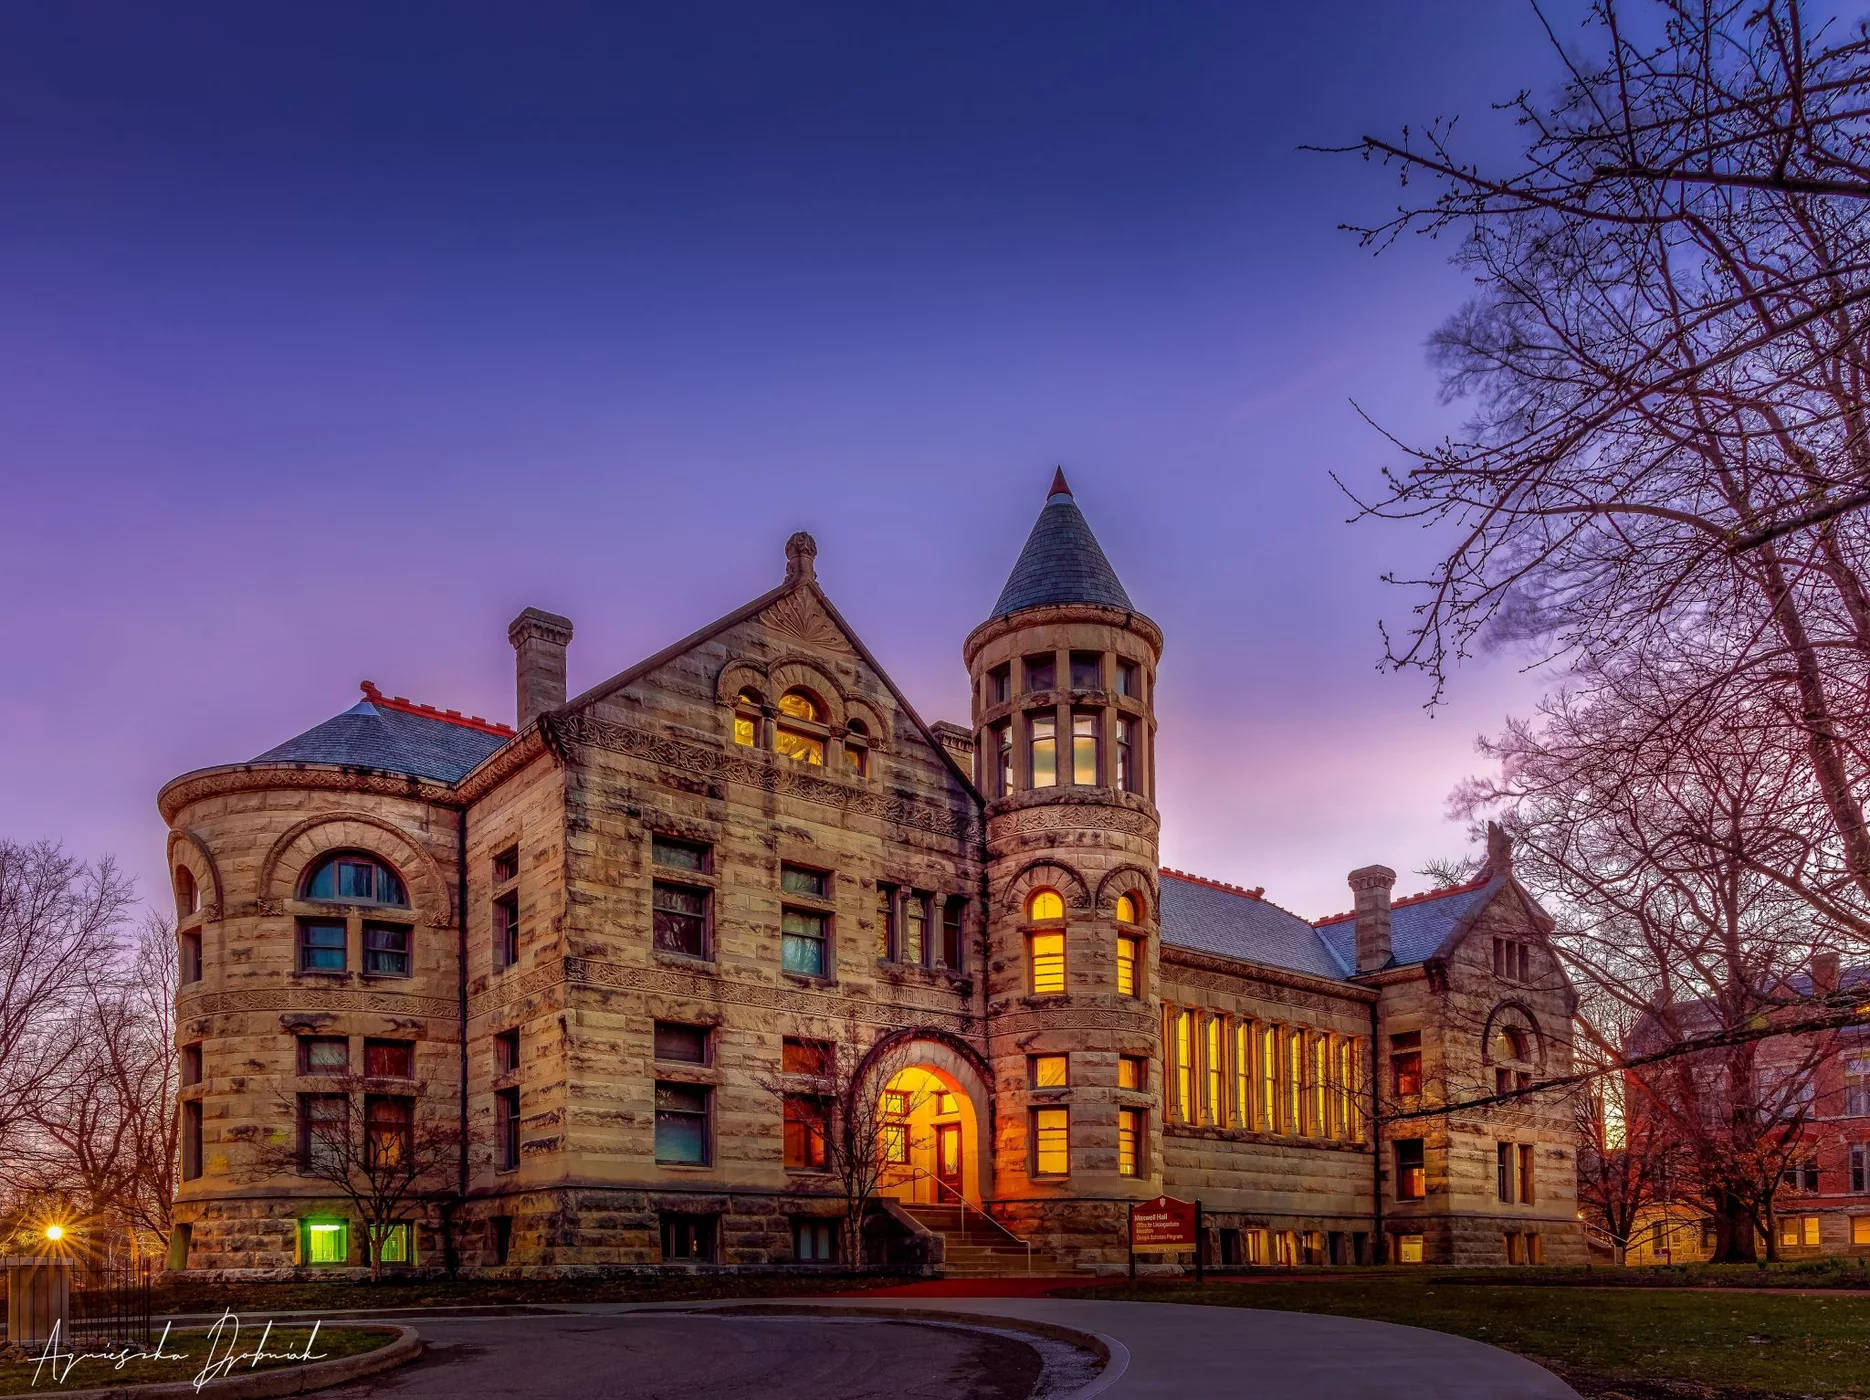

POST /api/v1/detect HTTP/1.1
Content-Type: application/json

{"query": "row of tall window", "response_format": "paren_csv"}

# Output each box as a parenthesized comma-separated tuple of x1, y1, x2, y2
(981, 651, 1144, 706)
(1022, 887, 1147, 998)
(1023, 1051, 1150, 1179)
(731, 686, 871, 776)
(1162, 1007, 1367, 1142)
(180, 851, 416, 985)
(982, 709, 1140, 798)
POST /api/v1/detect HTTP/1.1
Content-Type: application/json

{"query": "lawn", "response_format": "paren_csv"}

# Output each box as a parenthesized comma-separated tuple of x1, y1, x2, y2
(1073, 1275, 1870, 1399)
(1433, 1259, 1870, 1291)
(0, 1324, 393, 1395)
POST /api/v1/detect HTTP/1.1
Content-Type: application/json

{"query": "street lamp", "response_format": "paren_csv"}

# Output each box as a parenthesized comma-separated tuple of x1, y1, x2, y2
(43, 1224, 64, 1243)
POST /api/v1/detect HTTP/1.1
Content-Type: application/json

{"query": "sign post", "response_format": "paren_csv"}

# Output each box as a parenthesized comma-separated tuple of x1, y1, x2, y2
(1128, 1195, 1200, 1281)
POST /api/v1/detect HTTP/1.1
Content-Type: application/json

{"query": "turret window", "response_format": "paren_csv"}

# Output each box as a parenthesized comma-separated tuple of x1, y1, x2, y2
(301, 853, 407, 907)
(1029, 713, 1057, 787)
(1116, 718, 1135, 792)
(1115, 660, 1139, 698)
(1069, 651, 1101, 690)
(1025, 888, 1066, 994)
(1024, 654, 1056, 693)
(1116, 934, 1142, 997)
(1071, 710, 1099, 785)
(987, 665, 1010, 704)
(1114, 892, 1141, 925)
(989, 722, 1012, 796)
(176, 867, 199, 916)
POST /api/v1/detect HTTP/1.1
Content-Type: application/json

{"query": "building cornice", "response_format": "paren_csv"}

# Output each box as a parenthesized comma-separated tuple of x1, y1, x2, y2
(962, 601, 1163, 669)
(1160, 943, 1379, 1005)
(157, 762, 463, 825)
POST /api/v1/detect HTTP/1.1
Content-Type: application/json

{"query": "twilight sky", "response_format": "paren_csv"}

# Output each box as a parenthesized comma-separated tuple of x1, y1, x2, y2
(0, 1, 1579, 920)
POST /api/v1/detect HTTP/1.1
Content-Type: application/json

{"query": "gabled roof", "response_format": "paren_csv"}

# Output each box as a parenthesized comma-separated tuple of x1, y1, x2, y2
(252, 683, 512, 785)
(1313, 877, 1495, 974)
(990, 469, 1135, 619)
(1158, 870, 1345, 981)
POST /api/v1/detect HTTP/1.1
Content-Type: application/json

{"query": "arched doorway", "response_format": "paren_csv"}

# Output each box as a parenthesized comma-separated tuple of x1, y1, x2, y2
(861, 1032, 992, 1210)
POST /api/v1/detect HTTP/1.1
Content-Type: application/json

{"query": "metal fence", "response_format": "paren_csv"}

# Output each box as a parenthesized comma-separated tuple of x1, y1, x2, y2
(69, 1259, 152, 1346)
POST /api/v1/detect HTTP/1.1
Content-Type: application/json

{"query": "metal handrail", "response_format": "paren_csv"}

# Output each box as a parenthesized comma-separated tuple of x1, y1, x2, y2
(896, 1166, 1034, 1273)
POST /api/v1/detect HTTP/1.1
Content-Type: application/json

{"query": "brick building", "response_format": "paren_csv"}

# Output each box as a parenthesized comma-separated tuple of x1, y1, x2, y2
(160, 472, 1584, 1275)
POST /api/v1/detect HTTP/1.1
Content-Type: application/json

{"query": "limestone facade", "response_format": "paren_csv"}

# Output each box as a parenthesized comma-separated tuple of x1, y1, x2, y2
(160, 479, 1584, 1275)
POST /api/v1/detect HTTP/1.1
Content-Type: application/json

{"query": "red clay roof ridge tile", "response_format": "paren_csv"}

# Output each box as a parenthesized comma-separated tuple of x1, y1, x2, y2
(360, 680, 516, 738)
(1310, 872, 1492, 927)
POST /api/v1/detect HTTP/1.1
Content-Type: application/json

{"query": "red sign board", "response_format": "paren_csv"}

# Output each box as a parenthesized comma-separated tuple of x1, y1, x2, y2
(1130, 1195, 1197, 1249)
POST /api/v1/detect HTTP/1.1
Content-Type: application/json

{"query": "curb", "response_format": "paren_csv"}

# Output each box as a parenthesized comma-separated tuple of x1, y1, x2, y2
(23, 1324, 423, 1400)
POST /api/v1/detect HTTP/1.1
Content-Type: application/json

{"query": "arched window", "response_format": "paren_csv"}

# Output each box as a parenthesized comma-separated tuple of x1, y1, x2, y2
(175, 866, 198, 917)
(301, 852, 408, 907)
(774, 688, 827, 766)
(1489, 1015, 1538, 1097)
(1114, 892, 1142, 925)
(732, 688, 764, 748)
(1026, 888, 1065, 923)
(843, 717, 869, 777)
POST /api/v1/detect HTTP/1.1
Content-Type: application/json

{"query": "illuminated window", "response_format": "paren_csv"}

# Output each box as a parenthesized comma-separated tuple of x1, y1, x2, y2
(1115, 893, 1139, 925)
(1234, 1022, 1253, 1127)
(300, 1218, 349, 1266)
(1311, 1034, 1329, 1136)
(733, 688, 762, 747)
(1029, 713, 1057, 787)
(1118, 1107, 1143, 1177)
(1118, 1055, 1146, 1090)
(1115, 717, 1135, 791)
(1206, 1017, 1225, 1126)
(365, 1095, 411, 1167)
(1519, 1143, 1536, 1205)
(1852, 1216, 1870, 1246)
(1031, 1107, 1069, 1176)
(1259, 1023, 1277, 1132)
(775, 689, 827, 765)
(783, 1095, 830, 1170)
(1274, 1230, 1296, 1266)
(373, 1222, 412, 1265)
(1031, 1054, 1068, 1088)
(1116, 935, 1142, 997)
(1390, 1031, 1422, 1096)
(1527, 1233, 1542, 1264)
(1071, 710, 1099, 785)
(1028, 889, 1064, 922)
(1285, 1029, 1304, 1134)
(989, 722, 1013, 796)
(881, 1089, 909, 1163)
(843, 717, 869, 776)
(301, 853, 407, 906)
(1175, 1010, 1195, 1123)
(1029, 932, 1065, 994)
(1497, 1142, 1515, 1202)
(1396, 1234, 1424, 1264)
(1395, 1138, 1425, 1200)
(1779, 1214, 1822, 1248)
(903, 892, 927, 965)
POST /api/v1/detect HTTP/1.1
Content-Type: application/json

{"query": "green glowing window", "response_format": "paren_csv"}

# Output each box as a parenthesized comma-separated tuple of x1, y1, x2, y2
(373, 1222, 412, 1264)
(300, 1218, 349, 1266)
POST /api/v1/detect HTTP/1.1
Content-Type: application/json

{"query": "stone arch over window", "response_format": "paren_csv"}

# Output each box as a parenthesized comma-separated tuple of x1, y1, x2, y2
(1001, 859, 1091, 916)
(857, 1026, 997, 1197)
(1482, 1000, 1546, 1067)
(260, 812, 453, 928)
(843, 697, 888, 750)
(166, 829, 223, 920)
(1096, 865, 1159, 921)
(767, 658, 846, 727)
(714, 659, 771, 708)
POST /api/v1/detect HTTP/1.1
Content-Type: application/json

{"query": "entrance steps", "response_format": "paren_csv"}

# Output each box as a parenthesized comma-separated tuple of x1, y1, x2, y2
(899, 1203, 1070, 1278)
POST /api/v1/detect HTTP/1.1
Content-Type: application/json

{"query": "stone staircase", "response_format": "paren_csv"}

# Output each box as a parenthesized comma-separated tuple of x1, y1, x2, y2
(899, 1202, 1068, 1278)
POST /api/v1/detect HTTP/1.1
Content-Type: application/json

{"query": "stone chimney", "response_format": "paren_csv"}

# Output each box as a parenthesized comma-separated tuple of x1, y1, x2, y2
(1813, 950, 1843, 997)
(508, 607, 574, 730)
(1349, 864, 1398, 974)
(1485, 821, 1513, 878)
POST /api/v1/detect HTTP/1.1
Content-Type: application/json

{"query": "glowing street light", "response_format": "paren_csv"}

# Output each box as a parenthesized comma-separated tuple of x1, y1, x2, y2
(43, 1224, 64, 1242)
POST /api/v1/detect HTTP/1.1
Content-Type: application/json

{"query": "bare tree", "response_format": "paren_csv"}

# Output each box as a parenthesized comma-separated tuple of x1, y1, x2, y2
(757, 1014, 939, 1269)
(1575, 1061, 1682, 1265)
(245, 1076, 461, 1281)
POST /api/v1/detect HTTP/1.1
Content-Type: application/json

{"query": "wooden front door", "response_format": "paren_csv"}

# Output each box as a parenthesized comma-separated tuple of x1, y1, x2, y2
(935, 1122, 963, 1201)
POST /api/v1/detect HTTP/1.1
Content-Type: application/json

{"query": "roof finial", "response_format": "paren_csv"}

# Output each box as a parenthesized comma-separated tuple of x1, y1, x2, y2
(1048, 466, 1072, 500)
(785, 530, 818, 585)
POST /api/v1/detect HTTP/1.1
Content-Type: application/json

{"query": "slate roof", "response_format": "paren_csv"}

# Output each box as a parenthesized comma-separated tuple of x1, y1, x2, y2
(990, 470, 1135, 618)
(252, 687, 512, 785)
(1312, 880, 1495, 975)
(1158, 871, 1344, 980)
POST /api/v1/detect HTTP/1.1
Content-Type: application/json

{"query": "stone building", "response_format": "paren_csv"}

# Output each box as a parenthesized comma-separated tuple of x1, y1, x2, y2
(160, 471, 1584, 1275)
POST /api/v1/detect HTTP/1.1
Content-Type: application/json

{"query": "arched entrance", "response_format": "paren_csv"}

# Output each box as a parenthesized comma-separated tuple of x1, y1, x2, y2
(860, 1032, 992, 1210)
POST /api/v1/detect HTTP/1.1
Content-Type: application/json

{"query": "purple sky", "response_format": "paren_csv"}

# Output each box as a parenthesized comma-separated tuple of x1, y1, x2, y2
(0, 2, 1575, 921)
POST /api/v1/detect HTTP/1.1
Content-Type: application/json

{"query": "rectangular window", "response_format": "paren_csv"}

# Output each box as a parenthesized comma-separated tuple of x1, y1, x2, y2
(661, 1213, 717, 1262)
(300, 1218, 349, 1266)
(1029, 930, 1065, 995)
(783, 1094, 830, 1170)
(781, 863, 828, 899)
(903, 892, 927, 965)
(882, 1089, 909, 1164)
(781, 907, 829, 977)
(1779, 1214, 1822, 1247)
(876, 884, 898, 960)
(1311, 1033, 1329, 1136)
(1504, 1231, 1523, 1264)
(1115, 717, 1134, 791)
(373, 1222, 412, 1265)
(1846, 1056, 1870, 1117)
(182, 1043, 203, 1086)
(493, 890, 520, 970)
(734, 710, 757, 746)
(1527, 1233, 1543, 1265)
(1116, 934, 1142, 997)
(1175, 1010, 1195, 1123)
(1024, 653, 1056, 693)
(655, 1082, 710, 1165)
(1069, 651, 1102, 690)
(654, 1021, 710, 1065)
(1497, 1142, 1515, 1203)
(1853, 1216, 1870, 1246)
(363, 923, 410, 976)
(987, 664, 1011, 705)
(299, 1035, 349, 1074)
(1206, 1016, 1225, 1126)
(1285, 1029, 1304, 1135)
(180, 929, 202, 983)
(775, 726, 825, 765)
(490, 1215, 513, 1264)
(365, 1095, 412, 1166)
(1518, 1143, 1536, 1205)
(1031, 1053, 1069, 1088)
(783, 1036, 832, 1076)
(653, 835, 711, 874)
(1493, 938, 1531, 983)
(1119, 1055, 1146, 1090)
(1115, 660, 1139, 697)
(793, 1217, 839, 1263)
(1397, 1234, 1424, 1264)
(652, 882, 710, 959)
(1851, 1144, 1868, 1195)
(1259, 1023, 1277, 1132)
(495, 1086, 520, 1171)
(1336, 1037, 1354, 1139)
(1395, 1138, 1425, 1200)
(1071, 710, 1099, 785)
(492, 845, 519, 885)
(297, 919, 346, 973)
(1390, 1031, 1422, 1096)
(991, 722, 1013, 797)
(494, 1027, 520, 1075)
(182, 1099, 202, 1180)
(1234, 1022, 1252, 1126)
(299, 1092, 347, 1170)
(1782, 1158, 1821, 1191)
(1029, 713, 1057, 787)
(1118, 1107, 1143, 1177)
(1031, 1107, 1069, 1176)
(941, 898, 965, 970)
(365, 1038, 414, 1079)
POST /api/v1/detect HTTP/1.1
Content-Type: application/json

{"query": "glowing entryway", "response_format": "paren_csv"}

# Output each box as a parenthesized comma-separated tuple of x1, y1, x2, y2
(877, 1063, 984, 1207)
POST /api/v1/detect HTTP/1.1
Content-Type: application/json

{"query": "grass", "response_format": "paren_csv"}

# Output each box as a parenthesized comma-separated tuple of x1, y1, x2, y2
(148, 1270, 912, 1317)
(1073, 1274, 1870, 1399)
(1431, 1258, 1870, 1290)
(0, 1324, 393, 1395)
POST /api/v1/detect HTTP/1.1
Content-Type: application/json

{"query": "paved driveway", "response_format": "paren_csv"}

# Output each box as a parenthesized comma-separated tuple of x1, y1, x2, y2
(325, 1297, 1580, 1400)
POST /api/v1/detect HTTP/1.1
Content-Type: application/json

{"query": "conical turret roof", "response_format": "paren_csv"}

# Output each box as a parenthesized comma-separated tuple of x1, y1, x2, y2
(989, 469, 1135, 619)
